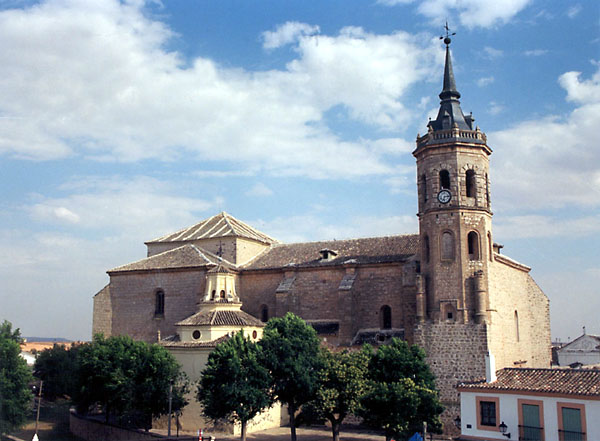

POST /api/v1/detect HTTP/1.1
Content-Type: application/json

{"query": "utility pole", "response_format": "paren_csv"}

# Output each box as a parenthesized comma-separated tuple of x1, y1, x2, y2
(168, 383, 173, 437)
(33, 380, 43, 441)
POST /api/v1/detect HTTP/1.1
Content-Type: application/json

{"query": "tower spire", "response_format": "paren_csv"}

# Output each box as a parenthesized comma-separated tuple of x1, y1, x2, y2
(440, 22, 460, 101)
(427, 23, 473, 132)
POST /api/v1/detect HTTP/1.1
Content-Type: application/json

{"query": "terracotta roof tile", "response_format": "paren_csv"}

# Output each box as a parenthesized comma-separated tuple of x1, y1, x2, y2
(108, 244, 224, 273)
(243, 234, 419, 270)
(159, 334, 231, 348)
(458, 367, 600, 397)
(176, 309, 264, 327)
(147, 212, 278, 245)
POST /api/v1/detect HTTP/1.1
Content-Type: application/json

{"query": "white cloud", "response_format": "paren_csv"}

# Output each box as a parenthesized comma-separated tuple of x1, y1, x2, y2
(245, 183, 274, 197)
(262, 21, 320, 49)
(567, 4, 582, 19)
(0, 1, 439, 179)
(488, 101, 504, 115)
(523, 49, 548, 57)
(494, 214, 600, 239)
(490, 66, 600, 211)
(27, 176, 215, 238)
(252, 214, 417, 243)
(483, 46, 504, 59)
(389, 0, 533, 28)
(477, 76, 495, 87)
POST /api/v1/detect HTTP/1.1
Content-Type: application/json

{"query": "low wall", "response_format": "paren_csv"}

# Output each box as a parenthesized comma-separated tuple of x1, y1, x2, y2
(69, 411, 195, 441)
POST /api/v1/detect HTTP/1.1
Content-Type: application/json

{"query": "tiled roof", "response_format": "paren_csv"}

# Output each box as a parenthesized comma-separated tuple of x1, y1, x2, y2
(176, 309, 265, 327)
(243, 234, 419, 270)
(159, 334, 231, 348)
(147, 212, 279, 245)
(458, 368, 600, 397)
(108, 244, 222, 273)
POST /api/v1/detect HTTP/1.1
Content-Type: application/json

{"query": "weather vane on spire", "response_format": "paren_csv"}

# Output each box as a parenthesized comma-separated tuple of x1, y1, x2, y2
(440, 21, 456, 47)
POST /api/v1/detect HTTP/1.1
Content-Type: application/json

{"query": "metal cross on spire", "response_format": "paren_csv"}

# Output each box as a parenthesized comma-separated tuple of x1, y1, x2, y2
(440, 21, 456, 47)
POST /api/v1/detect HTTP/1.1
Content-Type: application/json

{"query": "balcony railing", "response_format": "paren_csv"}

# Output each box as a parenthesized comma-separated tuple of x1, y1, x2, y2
(558, 429, 586, 441)
(518, 425, 543, 441)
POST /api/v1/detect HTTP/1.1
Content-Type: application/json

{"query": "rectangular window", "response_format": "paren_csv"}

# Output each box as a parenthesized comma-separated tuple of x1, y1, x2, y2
(558, 402, 586, 441)
(476, 396, 499, 430)
(481, 401, 496, 426)
(519, 399, 545, 441)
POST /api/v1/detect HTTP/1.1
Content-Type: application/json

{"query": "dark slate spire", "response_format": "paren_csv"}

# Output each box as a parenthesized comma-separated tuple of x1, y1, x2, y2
(428, 28, 474, 132)
(440, 44, 461, 101)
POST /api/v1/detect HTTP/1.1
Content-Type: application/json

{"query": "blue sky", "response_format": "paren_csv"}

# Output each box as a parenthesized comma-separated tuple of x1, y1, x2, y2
(0, 0, 598, 341)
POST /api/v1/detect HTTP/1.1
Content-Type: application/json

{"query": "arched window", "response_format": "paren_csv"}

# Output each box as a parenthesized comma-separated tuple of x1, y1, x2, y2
(260, 304, 269, 323)
(488, 232, 493, 261)
(441, 231, 455, 261)
(420, 174, 428, 203)
(466, 170, 476, 198)
(423, 235, 430, 263)
(211, 290, 216, 301)
(468, 231, 480, 261)
(219, 290, 226, 299)
(440, 170, 450, 190)
(514, 311, 520, 342)
(155, 290, 165, 316)
(380, 305, 392, 329)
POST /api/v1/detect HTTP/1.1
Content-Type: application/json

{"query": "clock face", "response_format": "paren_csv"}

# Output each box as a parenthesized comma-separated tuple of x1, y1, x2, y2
(438, 189, 452, 204)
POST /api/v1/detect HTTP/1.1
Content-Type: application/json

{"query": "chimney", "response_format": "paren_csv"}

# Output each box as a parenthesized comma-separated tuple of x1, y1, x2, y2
(485, 352, 496, 383)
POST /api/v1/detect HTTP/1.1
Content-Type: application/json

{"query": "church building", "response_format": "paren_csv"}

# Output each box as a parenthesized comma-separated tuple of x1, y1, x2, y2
(92, 37, 551, 431)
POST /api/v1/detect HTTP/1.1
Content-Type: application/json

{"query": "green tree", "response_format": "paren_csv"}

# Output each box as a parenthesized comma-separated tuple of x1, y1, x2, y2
(303, 347, 369, 441)
(33, 343, 80, 400)
(198, 331, 272, 441)
(358, 339, 443, 441)
(259, 313, 322, 441)
(74, 335, 188, 430)
(0, 321, 33, 436)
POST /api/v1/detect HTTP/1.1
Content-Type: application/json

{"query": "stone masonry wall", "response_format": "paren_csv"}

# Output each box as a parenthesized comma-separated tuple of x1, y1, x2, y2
(109, 269, 207, 342)
(414, 323, 488, 433)
(487, 257, 551, 370)
(240, 263, 414, 345)
(91, 285, 111, 337)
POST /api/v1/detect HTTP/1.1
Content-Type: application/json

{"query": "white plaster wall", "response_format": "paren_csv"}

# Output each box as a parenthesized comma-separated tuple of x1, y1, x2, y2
(460, 391, 600, 441)
(558, 351, 600, 367)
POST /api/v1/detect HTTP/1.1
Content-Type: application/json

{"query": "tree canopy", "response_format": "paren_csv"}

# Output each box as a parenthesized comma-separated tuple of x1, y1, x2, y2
(259, 313, 322, 441)
(34, 343, 80, 400)
(359, 339, 443, 441)
(198, 331, 272, 441)
(74, 334, 188, 430)
(0, 320, 33, 436)
(303, 348, 369, 441)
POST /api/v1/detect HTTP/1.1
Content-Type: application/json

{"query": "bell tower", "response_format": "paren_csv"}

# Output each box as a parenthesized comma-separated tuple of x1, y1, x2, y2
(413, 32, 493, 325)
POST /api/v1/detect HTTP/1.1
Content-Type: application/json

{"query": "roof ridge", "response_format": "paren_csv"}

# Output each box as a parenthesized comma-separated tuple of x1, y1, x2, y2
(271, 233, 419, 248)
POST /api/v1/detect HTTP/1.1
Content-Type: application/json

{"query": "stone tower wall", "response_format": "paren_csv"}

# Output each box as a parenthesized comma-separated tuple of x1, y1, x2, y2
(414, 322, 488, 433)
(487, 257, 551, 369)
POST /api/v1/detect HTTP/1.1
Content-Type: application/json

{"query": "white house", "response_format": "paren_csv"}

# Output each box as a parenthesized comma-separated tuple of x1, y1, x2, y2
(556, 333, 600, 367)
(457, 366, 600, 441)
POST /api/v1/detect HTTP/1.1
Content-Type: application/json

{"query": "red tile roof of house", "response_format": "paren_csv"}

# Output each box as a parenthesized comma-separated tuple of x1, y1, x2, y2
(458, 367, 600, 397)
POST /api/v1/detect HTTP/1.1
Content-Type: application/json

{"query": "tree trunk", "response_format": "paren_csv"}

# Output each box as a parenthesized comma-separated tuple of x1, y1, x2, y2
(240, 420, 247, 441)
(331, 420, 340, 441)
(288, 404, 297, 441)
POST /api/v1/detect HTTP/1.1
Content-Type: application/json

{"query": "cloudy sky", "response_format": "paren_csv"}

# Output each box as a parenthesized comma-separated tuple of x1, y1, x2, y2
(0, 0, 598, 342)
